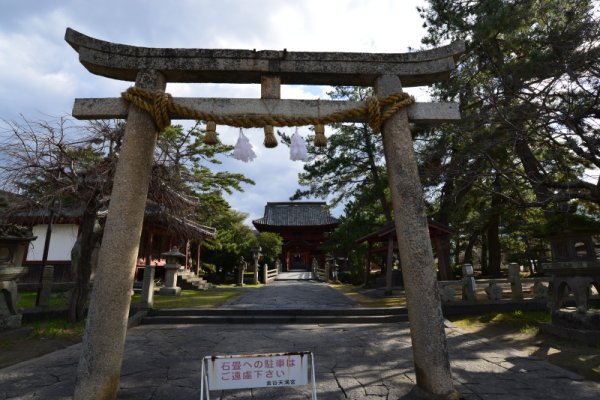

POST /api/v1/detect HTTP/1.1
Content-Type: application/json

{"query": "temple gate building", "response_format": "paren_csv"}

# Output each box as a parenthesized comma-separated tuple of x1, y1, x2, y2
(253, 202, 339, 271)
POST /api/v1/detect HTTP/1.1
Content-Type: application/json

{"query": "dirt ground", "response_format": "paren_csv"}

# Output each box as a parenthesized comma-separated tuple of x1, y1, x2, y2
(0, 327, 81, 369)
(449, 319, 600, 382)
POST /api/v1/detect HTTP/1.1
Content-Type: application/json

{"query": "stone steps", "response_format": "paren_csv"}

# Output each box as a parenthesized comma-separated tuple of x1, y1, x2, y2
(177, 271, 214, 291)
(140, 307, 409, 325)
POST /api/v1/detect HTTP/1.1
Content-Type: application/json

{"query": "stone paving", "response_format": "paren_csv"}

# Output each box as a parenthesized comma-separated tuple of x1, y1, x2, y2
(1, 281, 599, 399)
(222, 279, 357, 310)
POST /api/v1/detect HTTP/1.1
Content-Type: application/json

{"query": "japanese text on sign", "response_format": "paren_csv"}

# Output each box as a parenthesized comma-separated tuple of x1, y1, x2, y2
(207, 353, 309, 390)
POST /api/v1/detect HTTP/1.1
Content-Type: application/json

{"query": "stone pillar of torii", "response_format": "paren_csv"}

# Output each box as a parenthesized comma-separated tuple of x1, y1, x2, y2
(65, 28, 464, 399)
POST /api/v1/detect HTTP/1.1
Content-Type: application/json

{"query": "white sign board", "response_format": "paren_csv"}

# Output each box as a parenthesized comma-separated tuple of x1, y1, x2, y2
(206, 353, 309, 390)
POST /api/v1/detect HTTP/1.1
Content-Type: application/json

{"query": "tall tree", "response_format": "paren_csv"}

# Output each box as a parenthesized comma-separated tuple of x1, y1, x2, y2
(153, 122, 253, 219)
(201, 208, 257, 279)
(1, 118, 116, 320)
(0, 118, 253, 320)
(420, 0, 600, 206)
(255, 232, 283, 266)
(290, 86, 393, 222)
(417, 0, 600, 271)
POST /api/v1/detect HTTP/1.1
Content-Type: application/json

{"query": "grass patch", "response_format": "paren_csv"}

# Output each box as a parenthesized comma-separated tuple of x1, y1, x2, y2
(450, 310, 551, 334)
(24, 318, 86, 340)
(17, 291, 68, 309)
(0, 339, 15, 351)
(330, 284, 407, 308)
(131, 289, 241, 309)
(217, 284, 263, 289)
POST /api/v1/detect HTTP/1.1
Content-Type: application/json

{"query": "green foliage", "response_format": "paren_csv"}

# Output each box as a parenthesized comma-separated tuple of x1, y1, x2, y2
(25, 318, 86, 340)
(337, 269, 365, 286)
(287, 87, 392, 221)
(532, 213, 600, 237)
(330, 284, 407, 307)
(131, 289, 240, 309)
(416, 0, 600, 269)
(202, 208, 256, 280)
(154, 123, 257, 284)
(450, 309, 551, 331)
(154, 123, 254, 220)
(322, 204, 386, 282)
(17, 291, 68, 309)
(254, 232, 283, 265)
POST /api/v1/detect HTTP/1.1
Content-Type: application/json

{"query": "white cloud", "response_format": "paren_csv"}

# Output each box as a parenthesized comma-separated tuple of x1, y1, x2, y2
(0, 0, 430, 225)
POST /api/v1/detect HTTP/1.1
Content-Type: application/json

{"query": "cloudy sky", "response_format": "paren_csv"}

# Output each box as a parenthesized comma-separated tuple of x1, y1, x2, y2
(0, 0, 432, 225)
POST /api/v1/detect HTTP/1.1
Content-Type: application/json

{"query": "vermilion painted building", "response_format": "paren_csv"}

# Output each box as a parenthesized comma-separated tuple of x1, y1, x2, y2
(253, 202, 339, 271)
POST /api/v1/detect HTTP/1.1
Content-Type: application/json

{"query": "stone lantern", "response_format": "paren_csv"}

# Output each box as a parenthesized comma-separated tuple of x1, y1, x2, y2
(251, 246, 262, 285)
(0, 224, 36, 330)
(537, 214, 600, 313)
(158, 246, 185, 296)
(532, 214, 600, 342)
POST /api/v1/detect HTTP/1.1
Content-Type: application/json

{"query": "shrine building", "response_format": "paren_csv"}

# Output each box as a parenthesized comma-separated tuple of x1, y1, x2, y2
(252, 202, 339, 271)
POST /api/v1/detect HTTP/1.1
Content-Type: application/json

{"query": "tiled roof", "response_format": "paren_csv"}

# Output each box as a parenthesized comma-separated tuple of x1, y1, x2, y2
(253, 202, 339, 227)
(6, 198, 216, 240)
(355, 220, 454, 244)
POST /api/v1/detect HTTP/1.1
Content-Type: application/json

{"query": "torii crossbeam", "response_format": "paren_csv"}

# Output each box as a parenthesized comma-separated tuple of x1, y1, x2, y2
(66, 28, 464, 400)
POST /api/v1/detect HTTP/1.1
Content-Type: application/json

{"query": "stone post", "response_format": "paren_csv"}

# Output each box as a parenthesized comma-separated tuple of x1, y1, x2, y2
(508, 263, 523, 301)
(439, 285, 456, 303)
(37, 265, 54, 308)
(74, 70, 166, 400)
(385, 237, 394, 296)
(461, 264, 476, 302)
(236, 257, 246, 287)
(139, 266, 155, 309)
(332, 260, 339, 282)
(263, 263, 268, 284)
(533, 281, 549, 299)
(485, 282, 503, 301)
(251, 246, 261, 285)
(376, 74, 457, 398)
(324, 260, 330, 282)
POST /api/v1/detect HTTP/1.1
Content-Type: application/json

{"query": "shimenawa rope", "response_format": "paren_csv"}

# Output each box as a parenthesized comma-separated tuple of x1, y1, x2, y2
(121, 87, 415, 145)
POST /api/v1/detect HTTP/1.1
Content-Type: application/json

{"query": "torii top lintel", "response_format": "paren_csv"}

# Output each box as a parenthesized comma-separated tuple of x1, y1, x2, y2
(65, 28, 464, 87)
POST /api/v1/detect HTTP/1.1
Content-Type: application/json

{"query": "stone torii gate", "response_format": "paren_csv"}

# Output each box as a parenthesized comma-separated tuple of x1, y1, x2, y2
(65, 28, 464, 399)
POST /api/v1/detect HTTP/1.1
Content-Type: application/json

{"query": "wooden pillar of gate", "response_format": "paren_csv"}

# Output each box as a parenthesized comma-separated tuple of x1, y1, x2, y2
(73, 69, 166, 399)
(376, 74, 457, 398)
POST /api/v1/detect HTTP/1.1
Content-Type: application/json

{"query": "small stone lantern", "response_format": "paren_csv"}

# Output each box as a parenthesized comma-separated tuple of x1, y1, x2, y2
(251, 246, 262, 285)
(159, 246, 185, 296)
(0, 225, 36, 330)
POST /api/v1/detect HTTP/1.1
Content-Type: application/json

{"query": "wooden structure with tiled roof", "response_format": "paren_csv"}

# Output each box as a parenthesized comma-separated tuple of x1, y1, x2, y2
(253, 202, 339, 271)
(356, 220, 455, 283)
(6, 198, 216, 282)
